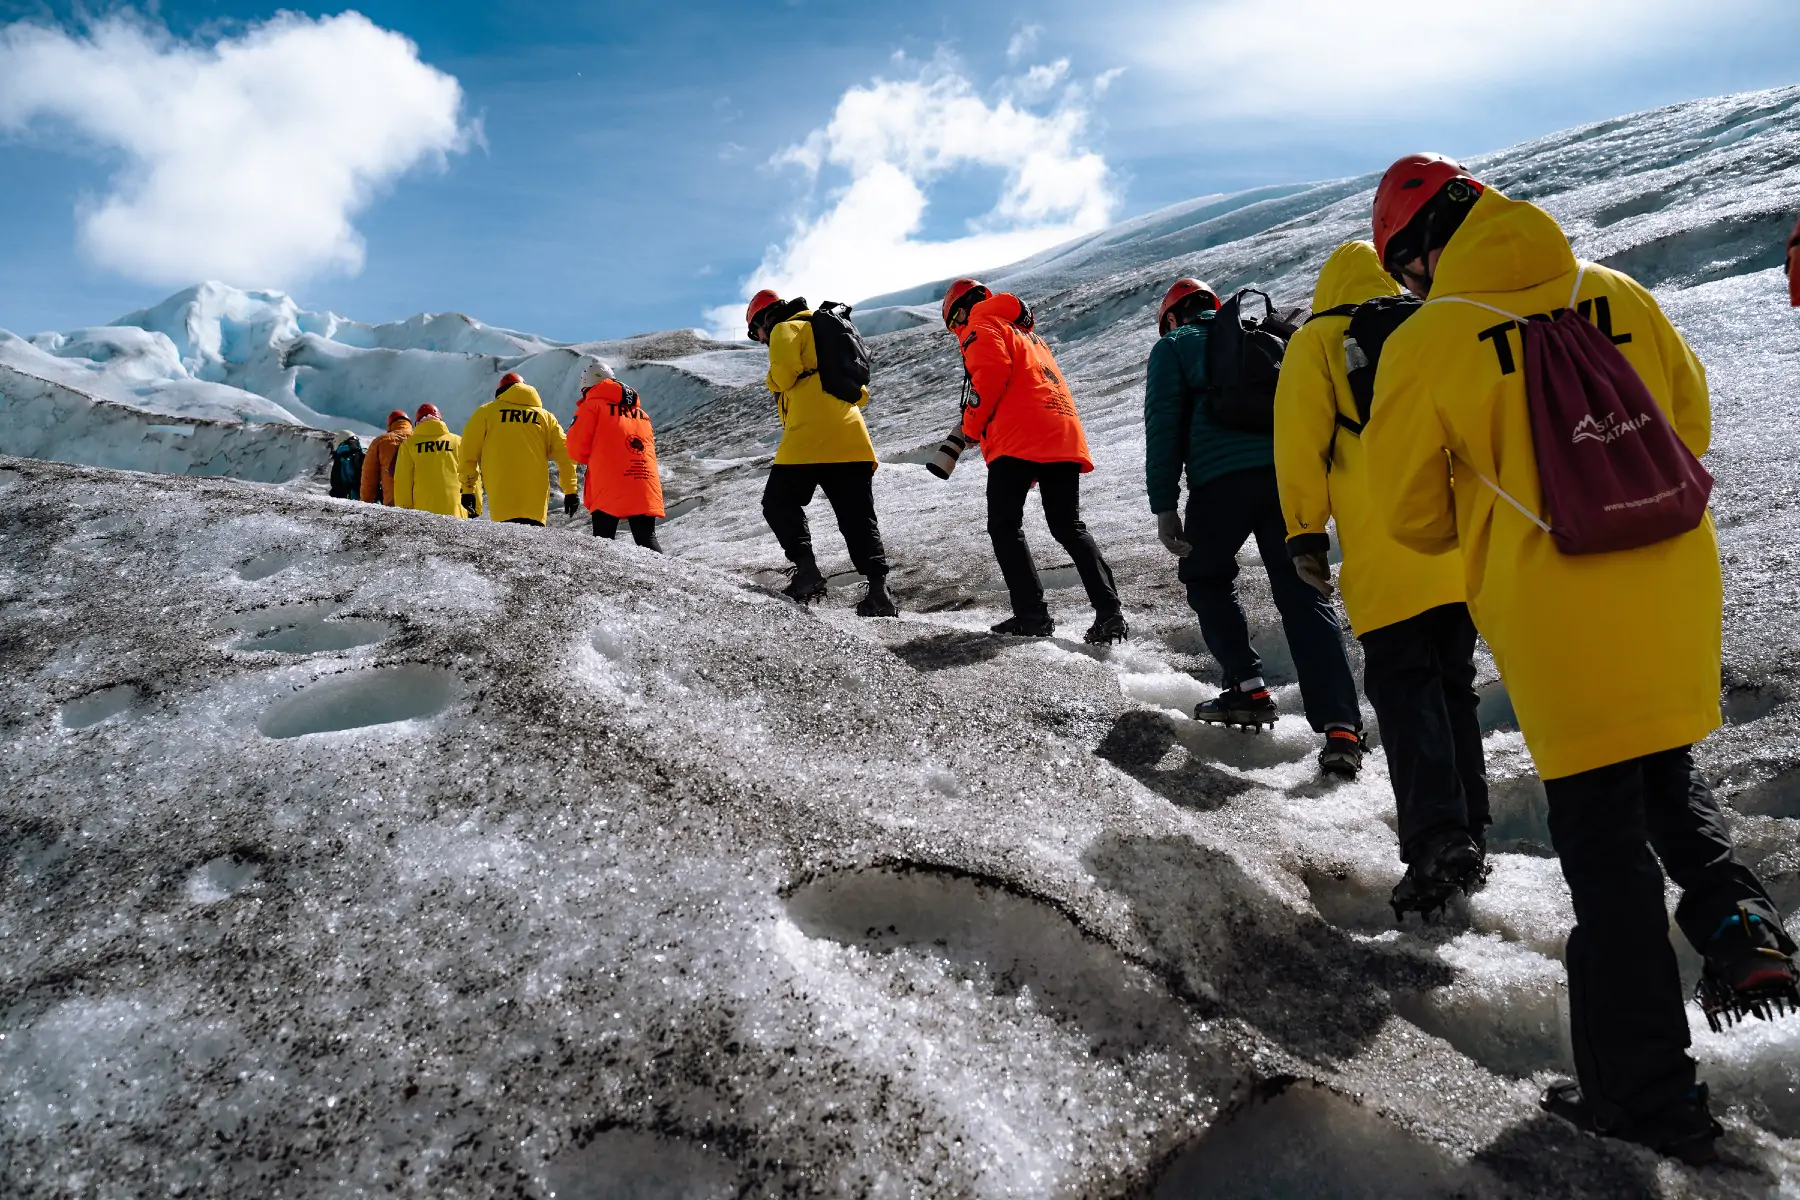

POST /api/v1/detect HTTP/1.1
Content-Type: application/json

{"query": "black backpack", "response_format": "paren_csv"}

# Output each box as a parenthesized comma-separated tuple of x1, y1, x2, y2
(809, 301, 873, 402)
(1309, 294, 1423, 435)
(1204, 288, 1299, 434)
(328, 436, 364, 498)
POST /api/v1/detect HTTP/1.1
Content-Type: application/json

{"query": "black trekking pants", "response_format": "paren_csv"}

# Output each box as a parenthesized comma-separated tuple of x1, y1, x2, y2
(1360, 603, 1489, 862)
(592, 510, 662, 552)
(503, 517, 544, 527)
(1180, 467, 1360, 731)
(762, 462, 888, 578)
(985, 456, 1120, 623)
(1546, 746, 1781, 1125)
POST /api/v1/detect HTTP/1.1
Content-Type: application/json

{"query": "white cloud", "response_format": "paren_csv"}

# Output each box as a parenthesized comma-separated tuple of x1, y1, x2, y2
(1130, 0, 1763, 116)
(1007, 24, 1043, 63)
(0, 13, 469, 287)
(711, 59, 1116, 333)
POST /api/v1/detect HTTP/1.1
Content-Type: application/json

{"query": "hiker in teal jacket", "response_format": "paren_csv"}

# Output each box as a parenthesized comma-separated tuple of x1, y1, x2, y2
(1143, 278, 1364, 776)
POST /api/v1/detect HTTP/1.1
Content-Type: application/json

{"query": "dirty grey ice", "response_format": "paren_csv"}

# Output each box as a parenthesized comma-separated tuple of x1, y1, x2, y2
(3, 85, 1800, 1198)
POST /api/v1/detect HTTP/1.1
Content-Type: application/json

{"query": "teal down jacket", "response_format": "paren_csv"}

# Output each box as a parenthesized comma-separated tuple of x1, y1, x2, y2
(1142, 316, 1274, 512)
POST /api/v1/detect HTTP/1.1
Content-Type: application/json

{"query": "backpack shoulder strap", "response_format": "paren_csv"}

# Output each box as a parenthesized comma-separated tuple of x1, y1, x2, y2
(1306, 303, 1360, 324)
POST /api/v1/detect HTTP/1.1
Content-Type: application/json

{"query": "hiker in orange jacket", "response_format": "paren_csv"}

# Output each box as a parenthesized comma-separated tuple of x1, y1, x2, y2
(941, 278, 1124, 645)
(360, 410, 412, 505)
(566, 363, 665, 551)
(1787, 213, 1800, 307)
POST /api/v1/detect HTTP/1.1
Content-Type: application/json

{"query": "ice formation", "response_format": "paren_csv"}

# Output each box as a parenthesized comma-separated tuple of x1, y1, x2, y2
(3, 86, 1800, 1196)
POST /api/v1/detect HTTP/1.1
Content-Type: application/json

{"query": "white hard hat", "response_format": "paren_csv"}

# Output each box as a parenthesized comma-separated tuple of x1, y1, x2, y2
(579, 359, 612, 390)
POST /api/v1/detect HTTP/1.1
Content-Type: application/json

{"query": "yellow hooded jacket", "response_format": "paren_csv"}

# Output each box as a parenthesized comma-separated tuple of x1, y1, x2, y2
(1364, 189, 1718, 780)
(395, 417, 481, 518)
(1274, 241, 1464, 637)
(457, 383, 578, 524)
(766, 311, 878, 467)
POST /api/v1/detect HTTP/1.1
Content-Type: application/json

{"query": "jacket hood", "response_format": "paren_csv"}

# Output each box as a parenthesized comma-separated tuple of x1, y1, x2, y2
(969, 292, 1029, 325)
(1313, 241, 1401, 311)
(1432, 188, 1577, 298)
(386, 415, 413, 434)
(412, 418, 450, 438)
(496, 383, 545, 408)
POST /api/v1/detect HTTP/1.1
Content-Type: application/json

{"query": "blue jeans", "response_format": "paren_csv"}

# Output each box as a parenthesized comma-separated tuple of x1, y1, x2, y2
(1180, 467, 1359, 731)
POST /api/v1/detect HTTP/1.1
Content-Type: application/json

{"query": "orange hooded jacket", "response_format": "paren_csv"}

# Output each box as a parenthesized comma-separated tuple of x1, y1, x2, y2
(360, 413, 413, 504)
(957, 293, 1093, 471)
(1788, 213, 1800, 307)
(566, 380, 666, 519)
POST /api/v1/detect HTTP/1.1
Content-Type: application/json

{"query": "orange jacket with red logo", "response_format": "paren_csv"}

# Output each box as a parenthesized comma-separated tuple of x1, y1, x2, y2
(566, 381, 666, 519)
(957, 293, 1092, 471)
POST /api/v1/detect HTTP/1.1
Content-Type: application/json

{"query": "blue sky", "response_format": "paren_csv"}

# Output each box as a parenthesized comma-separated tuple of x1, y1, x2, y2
(0, 0, 1795, 341)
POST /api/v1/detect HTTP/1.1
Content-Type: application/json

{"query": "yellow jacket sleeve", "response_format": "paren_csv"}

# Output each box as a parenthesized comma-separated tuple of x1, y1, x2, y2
(1630, 277, 1711, 457)
(765, 319, 808, 401)
(1364, 331, 1458, 556)
(1273, 324, 1340, 543)
(458, 408, 487, 493)
(394, 438, 414, 509)
(547, 414, 577, 494)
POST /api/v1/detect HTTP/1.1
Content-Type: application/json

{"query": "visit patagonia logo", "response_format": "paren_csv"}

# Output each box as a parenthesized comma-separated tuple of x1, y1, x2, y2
(1571, 411, 1653, 446)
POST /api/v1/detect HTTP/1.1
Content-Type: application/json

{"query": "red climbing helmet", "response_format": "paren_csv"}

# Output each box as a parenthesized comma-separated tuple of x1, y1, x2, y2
(1373, 153, 1482, 267)
(1158, 278, 1219, 334)
(745, 289, 782, 337)
(941, 278, 990, 329)
(386, 409, 409, 427)
(495, 372, 523, 396)
(414, 403, 441, 423)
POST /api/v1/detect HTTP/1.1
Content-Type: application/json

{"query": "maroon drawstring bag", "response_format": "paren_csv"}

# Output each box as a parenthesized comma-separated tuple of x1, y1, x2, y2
(1432, 266, 1712, 555)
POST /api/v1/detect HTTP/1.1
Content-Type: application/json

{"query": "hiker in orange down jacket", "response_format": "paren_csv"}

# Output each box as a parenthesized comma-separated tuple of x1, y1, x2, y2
(566, 362, 665, 551)
(360, 409, 412, 505)
(941, 278, 1124, 646)
(1364, 152, 1797, 1165)
(1787, 213, 1800, 307)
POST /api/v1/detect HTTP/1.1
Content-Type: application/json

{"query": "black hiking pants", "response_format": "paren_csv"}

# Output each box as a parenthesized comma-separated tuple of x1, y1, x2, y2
(762, 462, 888, 579)
(592, 510, 662, 552)
(1180, 467, 1360, 732)
(985, 456, 1120, 623)
(1360, 603, 1489, 862)
(1546, 746, 1781, 1125)
(503, 517, 544, 527)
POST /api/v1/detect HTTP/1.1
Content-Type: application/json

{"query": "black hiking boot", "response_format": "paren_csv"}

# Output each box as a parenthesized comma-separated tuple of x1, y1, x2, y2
(991, 614, 1055, 638)
(1193, 685, 1278, 732)
(1541, 1080, 1722, 1166)
(855, 575, 899, 618)
(781, 561, 827, 605)
(1695, 907, 1800, 1032)
(1318, 728, 1367, 778)
(1083, 613, 1129, 645)
(1390, 829, 1489, 923)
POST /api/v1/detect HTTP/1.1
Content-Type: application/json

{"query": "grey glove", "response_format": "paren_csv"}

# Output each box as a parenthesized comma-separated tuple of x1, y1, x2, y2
(1155, 510, 1192, 558)
(563, 493, 581, 519)
(1294, 551, 1334, 598)
(461, 494, 479, 519)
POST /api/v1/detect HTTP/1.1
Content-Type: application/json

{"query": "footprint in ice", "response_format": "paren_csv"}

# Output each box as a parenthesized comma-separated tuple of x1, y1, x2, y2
(258, 665, 458, 738)
(1728, 765, 1800, 820)
(541, 1127, 738, 1200)
(784, 864, 1194, 1058)
(59, 683, 143, 729)
(237, 549, 299, 581)
(1723, 681, 1785, 726)
(234, 615, 394, 655)
(1151, 1077, 1504, 1199)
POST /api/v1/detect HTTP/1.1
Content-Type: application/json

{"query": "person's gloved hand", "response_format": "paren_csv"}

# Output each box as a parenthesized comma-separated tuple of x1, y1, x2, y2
(1294, 551, 1334, 598)
(563, 493, 580, 519)
(461, 494, 479, 519)
(1155, 510, 1192, 558)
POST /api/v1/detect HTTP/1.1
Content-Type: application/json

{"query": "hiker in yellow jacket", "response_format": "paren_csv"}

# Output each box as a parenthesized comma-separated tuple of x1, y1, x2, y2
(745, 290, 896, 617)
(457, 372, 577, 526)
(1363, 154, 1794, 1164)
(1274, 240, 1485, 919)
(395, 403, 481, 518)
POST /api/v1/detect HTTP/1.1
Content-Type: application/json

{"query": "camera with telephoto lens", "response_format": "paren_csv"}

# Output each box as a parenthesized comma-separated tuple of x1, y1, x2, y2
(926, 430, 971, 480)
